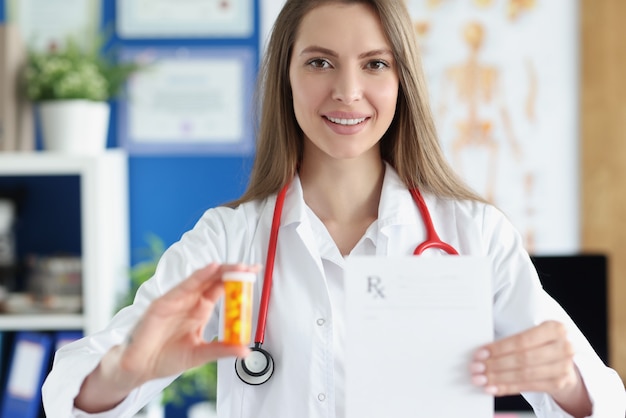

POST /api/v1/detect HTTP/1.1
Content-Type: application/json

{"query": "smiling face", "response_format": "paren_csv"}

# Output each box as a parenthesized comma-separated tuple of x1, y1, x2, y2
(289, 2, 399, 164)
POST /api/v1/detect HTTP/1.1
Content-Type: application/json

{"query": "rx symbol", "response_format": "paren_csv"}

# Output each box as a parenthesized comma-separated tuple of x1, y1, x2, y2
(367, 275, 385, 299)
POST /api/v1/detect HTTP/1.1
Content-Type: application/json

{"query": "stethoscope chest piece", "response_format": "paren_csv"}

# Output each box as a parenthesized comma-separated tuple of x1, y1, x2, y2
(234, 182, 457, 386)
(235, 346, 275, 385)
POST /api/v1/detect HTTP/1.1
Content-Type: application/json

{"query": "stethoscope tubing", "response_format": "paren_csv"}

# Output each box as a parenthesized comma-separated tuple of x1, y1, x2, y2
(254, 184, 289, 345)
(237, 181, 458, 385)
(253, 182, 458, 347)
(410, 188, 459, 256)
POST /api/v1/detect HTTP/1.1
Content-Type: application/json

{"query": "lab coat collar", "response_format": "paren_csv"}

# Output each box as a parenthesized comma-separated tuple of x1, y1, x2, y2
(277, 174, 328, 281)
(278, 163, 418, 229)
(377, 162, 422, 228)
(276, 163, 422, 259)
(280, 175, 308, 228)
(375, 162, 424, 256)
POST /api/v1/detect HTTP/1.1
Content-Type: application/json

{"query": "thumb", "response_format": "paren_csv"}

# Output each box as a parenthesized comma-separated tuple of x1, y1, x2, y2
(190, 341, 251, 365)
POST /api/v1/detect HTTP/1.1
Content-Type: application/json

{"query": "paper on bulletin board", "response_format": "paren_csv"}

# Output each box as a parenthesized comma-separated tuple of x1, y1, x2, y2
(6, 0, 100, 51)
(344, 256, 494, 418)
(118, 47, 256, 155)
(116, 0, 254, 39)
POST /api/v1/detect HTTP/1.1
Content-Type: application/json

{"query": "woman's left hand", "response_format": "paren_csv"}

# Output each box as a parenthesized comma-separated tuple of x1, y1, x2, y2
(470, 320, 591, 415)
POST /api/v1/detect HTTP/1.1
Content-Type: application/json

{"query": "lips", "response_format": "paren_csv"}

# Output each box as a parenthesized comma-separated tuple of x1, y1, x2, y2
(325, 116, 367, 126)
(322, 113, 370, 134)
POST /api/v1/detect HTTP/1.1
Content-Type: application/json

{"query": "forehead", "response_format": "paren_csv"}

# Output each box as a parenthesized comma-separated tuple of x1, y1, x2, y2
(294, 2, 392, 52)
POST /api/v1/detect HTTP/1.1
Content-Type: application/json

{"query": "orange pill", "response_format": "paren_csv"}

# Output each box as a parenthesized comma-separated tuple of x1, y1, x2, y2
(222, 271, 256, 345)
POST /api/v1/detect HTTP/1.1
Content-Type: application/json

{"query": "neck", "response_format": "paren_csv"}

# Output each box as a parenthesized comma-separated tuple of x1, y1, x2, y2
(298, 156, 385, 224)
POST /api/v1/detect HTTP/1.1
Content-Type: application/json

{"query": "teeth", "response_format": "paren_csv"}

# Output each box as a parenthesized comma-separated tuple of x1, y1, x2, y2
(327, 116, 366, 126)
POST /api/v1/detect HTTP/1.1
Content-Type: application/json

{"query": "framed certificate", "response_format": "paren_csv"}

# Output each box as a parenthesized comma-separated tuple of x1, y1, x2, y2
(118, 46, 256, 155)
(116, 0, 254, 39)
(6, 0, 100, 51)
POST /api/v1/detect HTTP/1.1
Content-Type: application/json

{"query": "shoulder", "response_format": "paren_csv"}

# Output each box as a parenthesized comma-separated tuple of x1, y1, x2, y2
(428, 194, 509, 229)
(188, 198, 275, 251)
(164, 197, 273, 267)
(426, 194, 522, 254)
(196, 199, 269, 231)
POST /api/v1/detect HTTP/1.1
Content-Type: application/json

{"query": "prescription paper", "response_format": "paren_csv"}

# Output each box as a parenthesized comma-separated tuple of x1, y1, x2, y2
(345, 256, 494, 418)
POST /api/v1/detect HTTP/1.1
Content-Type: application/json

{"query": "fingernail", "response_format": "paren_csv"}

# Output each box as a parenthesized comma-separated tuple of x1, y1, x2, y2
(474, 348, 490, 360)
(469, 362, 486, 373)
(484, 385, 498, 395)
(471, 374, 488, 386)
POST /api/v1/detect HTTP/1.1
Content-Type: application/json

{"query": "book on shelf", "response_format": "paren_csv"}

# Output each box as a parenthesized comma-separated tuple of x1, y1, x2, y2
(0, 331, 53, 418)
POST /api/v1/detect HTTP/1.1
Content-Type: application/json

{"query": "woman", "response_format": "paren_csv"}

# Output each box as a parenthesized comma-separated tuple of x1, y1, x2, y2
(43, 1, 625, 417)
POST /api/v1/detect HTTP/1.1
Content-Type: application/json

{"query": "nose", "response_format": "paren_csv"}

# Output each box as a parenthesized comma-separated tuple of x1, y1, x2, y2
(331, 67, 363, 104)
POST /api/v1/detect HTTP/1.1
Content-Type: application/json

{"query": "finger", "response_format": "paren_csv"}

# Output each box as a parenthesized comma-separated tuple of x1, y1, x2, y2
(481, 357, 575, 386)
(473, 338, 574, 374)
(149, 278, 223, 319)
(166, 263, 261, 301)
(476, 320, 567, 359)
(191, 341, 251, 365)
(476, 362, 578, 396)
(155, 263, 229, 313)
(172, 263, 223, 295)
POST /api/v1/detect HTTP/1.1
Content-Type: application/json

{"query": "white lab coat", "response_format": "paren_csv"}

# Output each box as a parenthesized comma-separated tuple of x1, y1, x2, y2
(42, 165, 625, 418)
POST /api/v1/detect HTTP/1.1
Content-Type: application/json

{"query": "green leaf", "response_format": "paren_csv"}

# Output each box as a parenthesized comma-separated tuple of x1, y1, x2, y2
(23, 33, 145, 102)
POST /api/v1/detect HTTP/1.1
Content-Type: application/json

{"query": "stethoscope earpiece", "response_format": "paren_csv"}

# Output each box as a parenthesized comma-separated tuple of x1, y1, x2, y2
(235, 346, 275, 385)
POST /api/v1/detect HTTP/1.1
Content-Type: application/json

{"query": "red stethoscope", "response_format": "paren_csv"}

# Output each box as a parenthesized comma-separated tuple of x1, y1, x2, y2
(235, 181, 459, 385)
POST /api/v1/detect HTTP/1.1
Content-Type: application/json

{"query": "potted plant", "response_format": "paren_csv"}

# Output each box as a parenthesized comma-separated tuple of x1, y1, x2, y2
(23, 35, 141, 154)
(122, 235, 218, 417)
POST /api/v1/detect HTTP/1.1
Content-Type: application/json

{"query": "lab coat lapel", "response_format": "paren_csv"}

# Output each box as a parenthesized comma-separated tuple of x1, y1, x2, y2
(279, 176, 326, 280)
(376, 164, 427, 256)
(279, 166, 430, 258)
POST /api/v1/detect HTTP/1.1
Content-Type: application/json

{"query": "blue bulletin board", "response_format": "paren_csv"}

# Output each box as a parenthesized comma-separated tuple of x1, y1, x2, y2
(1, 0, 261, 156)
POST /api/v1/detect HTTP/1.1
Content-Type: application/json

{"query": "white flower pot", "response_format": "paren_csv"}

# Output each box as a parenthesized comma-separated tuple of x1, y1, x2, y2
(188, 401, 217, 418)
(39, 100, 110, 154)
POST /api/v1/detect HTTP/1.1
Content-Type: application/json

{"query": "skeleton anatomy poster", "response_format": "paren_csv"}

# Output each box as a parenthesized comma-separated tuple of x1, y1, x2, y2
(407, 0, 579, 254)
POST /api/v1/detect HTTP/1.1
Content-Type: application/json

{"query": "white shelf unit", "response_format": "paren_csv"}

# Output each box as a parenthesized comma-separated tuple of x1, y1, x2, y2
(0, 150, 129, 336)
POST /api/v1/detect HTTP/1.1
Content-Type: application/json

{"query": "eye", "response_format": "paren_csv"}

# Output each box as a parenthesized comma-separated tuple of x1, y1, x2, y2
(366, 59, 390, 71)
(306, 58, 332, 69)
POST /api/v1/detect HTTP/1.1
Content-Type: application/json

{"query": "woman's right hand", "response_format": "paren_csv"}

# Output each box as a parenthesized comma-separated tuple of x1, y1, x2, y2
(75, 263, 255, 412)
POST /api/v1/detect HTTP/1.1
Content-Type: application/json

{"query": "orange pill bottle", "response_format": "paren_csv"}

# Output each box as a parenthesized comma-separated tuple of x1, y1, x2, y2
(222, 271, 256, 345)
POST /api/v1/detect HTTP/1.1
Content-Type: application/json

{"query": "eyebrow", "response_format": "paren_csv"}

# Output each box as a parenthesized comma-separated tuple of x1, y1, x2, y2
(299, 45, 393, 59)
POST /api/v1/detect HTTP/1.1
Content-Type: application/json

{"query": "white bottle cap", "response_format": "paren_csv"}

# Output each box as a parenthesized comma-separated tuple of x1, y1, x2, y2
(222, 271, 257, 282)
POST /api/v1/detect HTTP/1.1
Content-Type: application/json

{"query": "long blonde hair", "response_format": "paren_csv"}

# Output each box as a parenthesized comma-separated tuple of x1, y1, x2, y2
(229, 0, 484, 207)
